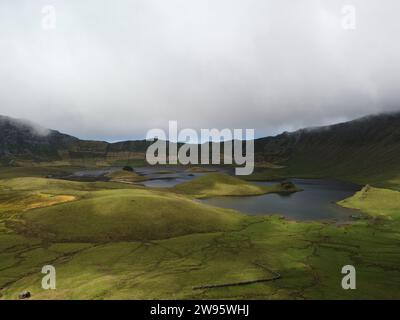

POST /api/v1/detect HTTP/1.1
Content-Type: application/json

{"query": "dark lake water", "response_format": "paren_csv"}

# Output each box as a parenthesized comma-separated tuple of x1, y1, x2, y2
(140, 174, 203, 188)
(201, 179, 361, 221)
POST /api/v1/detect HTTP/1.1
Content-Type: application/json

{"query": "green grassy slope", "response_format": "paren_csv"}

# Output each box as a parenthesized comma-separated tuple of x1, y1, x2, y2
(254, 112, 400, 189)
(0, 166, 399, 299)
(0, 172, 399, 299)
(172, 173, 300, 198)
(339, 185, 400, 219)
(2, 214, 400, 299)
(1, 177, 245, 243)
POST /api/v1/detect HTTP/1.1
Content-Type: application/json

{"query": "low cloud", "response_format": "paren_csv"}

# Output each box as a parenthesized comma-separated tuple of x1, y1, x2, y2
(0, 115, 50, 137)
(0, 0, 399, 141)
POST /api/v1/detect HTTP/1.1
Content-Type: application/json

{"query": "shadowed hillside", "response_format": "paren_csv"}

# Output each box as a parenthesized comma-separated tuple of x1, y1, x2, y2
(253, 112, 400, 187)
(0, 115, 149, 165)
(1, 112, 400, 187)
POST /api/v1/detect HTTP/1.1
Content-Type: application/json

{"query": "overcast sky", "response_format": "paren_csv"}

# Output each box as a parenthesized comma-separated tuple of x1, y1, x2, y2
(0, 0, 399, 141)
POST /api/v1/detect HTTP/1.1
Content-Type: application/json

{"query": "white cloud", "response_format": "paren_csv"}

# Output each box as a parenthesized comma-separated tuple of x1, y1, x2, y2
(0, 0, 399, 141)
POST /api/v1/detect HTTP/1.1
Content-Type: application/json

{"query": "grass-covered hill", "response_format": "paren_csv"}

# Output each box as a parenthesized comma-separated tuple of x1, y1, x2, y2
(253, 112, 400, 188)
(2, 177, 245, 243)
(172, 173, 299, 198)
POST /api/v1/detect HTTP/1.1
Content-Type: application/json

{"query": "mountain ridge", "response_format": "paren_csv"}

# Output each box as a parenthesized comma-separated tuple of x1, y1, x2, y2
(1, 112, 400, 186)
(253, 111, 400, 187)
(0, 115, 151, 165)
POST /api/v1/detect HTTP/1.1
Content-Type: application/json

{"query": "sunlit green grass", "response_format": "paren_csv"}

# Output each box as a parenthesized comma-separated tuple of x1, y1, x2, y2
(339, 185, 400, 219)
(172, 173, 300, 198)
(14, 188, 245, 242)
(0, 169, 399, 300)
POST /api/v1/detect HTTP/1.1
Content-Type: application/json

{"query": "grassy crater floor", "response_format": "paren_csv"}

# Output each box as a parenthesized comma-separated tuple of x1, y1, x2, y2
(0, 169, 399, 299)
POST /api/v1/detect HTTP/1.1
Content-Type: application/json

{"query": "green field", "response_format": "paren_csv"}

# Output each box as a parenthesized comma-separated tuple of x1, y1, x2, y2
(0, 167, 399, 299)
(172, 173, 300, 198)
